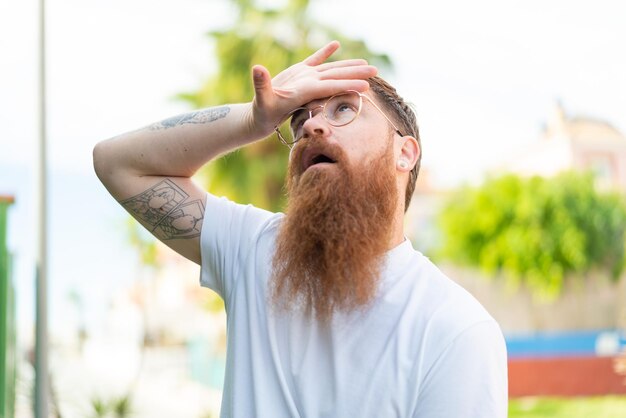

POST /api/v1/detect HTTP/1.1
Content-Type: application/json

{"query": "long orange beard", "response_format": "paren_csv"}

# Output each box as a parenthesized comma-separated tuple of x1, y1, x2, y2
(271, 137, 398, 322)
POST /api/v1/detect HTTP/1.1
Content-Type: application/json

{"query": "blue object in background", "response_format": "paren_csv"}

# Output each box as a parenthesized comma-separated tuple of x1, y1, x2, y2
(505, 329, 626, 359)
(187, 336, 226, 389)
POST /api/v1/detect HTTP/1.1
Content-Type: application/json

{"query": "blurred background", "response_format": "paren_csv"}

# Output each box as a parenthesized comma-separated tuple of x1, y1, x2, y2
(1, 0, 626, 416)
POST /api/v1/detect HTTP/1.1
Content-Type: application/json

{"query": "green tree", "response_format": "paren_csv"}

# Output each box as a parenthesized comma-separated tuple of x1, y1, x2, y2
(437, 172, 626, 299)
(180, 0, 391, 211)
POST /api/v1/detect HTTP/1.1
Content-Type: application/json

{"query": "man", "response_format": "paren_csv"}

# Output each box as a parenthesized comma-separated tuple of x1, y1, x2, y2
(94, 41, 508, 417)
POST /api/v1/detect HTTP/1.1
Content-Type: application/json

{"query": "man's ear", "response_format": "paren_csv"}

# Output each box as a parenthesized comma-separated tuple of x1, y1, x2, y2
(396, 136, 420, 173)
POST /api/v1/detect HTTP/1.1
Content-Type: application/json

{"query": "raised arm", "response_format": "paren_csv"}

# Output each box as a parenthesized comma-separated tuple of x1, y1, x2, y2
(92, 41, 377, 264)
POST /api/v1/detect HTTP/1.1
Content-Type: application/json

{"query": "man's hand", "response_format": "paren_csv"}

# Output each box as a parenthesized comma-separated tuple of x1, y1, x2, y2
(250, 41, 378, 137)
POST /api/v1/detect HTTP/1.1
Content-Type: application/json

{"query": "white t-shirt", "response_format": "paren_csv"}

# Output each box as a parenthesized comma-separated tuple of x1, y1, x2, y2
(200, 194, 508, 417)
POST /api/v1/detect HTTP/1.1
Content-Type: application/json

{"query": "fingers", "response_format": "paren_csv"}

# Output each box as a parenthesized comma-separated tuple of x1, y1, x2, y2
(318, 65, 378, 81)
(305, 79, 373, 98)
(303, 40, 340, 66)
(252, 42, 378, 130)
(302, 43, 377, 82)
(316, 59, 369, 71)
(251, 65, 272, 107)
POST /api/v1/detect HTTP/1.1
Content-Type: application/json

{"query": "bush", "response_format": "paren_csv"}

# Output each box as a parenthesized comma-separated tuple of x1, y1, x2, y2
(437, 172, 626, 299)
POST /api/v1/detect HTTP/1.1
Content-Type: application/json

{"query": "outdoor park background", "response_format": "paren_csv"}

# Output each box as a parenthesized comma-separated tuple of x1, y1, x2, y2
(1, 0, 626, 416)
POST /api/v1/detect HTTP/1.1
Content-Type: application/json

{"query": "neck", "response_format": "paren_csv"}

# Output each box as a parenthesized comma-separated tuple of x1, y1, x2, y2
(388, 195, 408, 250)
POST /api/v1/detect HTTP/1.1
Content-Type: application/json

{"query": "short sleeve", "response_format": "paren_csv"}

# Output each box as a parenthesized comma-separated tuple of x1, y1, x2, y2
(199, 193, 279, 304)
(413, 320, 508, 418)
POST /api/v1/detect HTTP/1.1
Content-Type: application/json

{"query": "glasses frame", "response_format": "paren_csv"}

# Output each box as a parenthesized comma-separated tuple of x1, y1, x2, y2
(274, 90, 404, 147)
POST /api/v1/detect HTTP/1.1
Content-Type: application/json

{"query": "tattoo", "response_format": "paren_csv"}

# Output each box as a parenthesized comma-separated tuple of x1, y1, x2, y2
(122, 179, 204, 240)
(149, 106, 230, 130)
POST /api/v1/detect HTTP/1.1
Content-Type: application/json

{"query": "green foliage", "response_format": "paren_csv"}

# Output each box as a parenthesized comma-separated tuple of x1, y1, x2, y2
(509, 396, 626, 418)
(90, 397, 109, 417)
(437, 172, 626, 299)
(181, 0, 391, 211)
(90, 395, 133, 418)
(112, 395, 133, 417)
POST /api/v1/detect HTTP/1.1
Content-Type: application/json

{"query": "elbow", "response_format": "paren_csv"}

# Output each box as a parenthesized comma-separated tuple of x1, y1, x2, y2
(92, 141, 105, 179)
(92, 140, 113, 184)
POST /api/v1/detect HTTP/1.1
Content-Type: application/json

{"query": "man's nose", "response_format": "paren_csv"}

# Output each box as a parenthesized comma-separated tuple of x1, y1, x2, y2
(302, 106, 328, 138)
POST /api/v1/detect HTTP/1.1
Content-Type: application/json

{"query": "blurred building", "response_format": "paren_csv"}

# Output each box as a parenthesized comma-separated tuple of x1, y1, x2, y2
(505, 102, 626, 191)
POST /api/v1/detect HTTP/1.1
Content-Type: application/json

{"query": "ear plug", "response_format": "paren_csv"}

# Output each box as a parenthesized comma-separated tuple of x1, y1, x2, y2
(398, 160, 409, 169)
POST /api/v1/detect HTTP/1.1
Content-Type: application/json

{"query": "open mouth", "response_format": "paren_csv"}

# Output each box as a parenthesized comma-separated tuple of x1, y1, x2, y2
(302, 150, 337, 172)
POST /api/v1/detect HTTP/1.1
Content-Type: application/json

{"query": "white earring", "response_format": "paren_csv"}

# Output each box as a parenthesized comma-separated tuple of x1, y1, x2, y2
(398, 160, 409, 169)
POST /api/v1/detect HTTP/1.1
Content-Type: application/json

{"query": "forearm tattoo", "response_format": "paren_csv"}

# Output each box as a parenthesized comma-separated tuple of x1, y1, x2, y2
(149, 106, 230, 130)
(121, 179, 204, 240)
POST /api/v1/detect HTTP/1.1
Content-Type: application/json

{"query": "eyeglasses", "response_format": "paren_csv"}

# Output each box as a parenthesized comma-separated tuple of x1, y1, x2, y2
(274, 90, 404, 147)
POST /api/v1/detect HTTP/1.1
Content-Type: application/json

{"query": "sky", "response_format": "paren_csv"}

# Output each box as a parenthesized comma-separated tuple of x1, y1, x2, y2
(0, 0, 625, 340)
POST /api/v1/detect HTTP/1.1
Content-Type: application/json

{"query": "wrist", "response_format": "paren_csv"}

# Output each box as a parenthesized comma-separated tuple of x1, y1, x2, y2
(246, 101, 279, 142)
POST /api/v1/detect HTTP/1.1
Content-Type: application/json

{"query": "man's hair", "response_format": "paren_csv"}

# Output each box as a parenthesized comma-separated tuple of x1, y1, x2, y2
(367, 77, 421, 212)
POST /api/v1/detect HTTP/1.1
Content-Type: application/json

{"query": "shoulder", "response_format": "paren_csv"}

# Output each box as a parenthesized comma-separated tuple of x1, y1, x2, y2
(382, 247, 508, 415)
(395, 249, 495, 329)
(199, 193, 283, 296)
(202, 193, 283, 242)
(397, 250, 504, 360)
(410, 258, 508, 416)
(436, 272, 500, 348)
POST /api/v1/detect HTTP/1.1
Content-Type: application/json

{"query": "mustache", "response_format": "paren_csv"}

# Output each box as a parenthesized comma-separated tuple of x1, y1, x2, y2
(289, 136, 349, 178)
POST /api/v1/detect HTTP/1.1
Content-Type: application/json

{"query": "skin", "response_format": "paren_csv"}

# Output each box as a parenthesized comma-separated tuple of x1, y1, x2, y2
(93, 41, 420, 265)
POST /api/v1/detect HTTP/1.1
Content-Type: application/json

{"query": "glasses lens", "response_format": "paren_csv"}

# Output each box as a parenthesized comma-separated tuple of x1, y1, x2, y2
(324, 91, 361, 126)
(277, 92, 362, 146)
(277, 107, 308, 145)
(289, 108, 309, 142)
